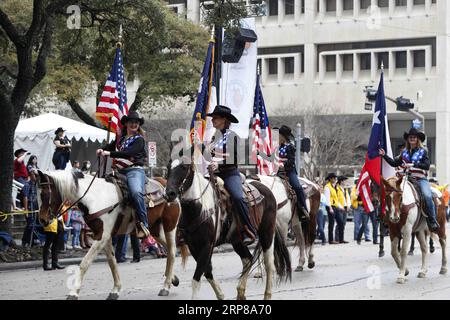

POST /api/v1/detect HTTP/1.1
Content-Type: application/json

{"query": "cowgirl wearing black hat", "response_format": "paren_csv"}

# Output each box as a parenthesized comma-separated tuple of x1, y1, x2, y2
(275, 125, 309, 222)
(52, 127, 71, 170)
(207, 105, 257, 245)
(97, 111, 150, 238)
(379, 128, 439, 232)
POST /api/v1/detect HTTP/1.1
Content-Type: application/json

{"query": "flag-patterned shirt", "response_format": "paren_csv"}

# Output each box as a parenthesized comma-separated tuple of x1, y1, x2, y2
(210, 129, 238, 174)
(383, 147, 430, 179)
(277, 142, 296, 174)
(104, 134, 146, 170)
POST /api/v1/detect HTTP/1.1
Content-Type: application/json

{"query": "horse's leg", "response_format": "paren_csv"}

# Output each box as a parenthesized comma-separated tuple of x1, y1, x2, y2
(157, 227, 178, 296)
(204, 259, 225, 300)
(67, 238, 107, 299)
(254, 256, 263, 278)
(379, 222, 385, 258)
(307, 242, 315, 269)
(390, 237, 402, 270)
(104, 239, 121, 300)
(292, 215, 305, 272)
(439, 236, 447, 275)
(416, 230, 428, 278)
(262, 238, 275, 300)
(397, 226, 412, 284)
(190, 244, 210, 300)
(232, 242, 253, 300)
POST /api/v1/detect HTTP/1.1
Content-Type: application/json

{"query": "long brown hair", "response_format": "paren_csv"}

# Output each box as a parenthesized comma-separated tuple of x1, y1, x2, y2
(406, 139, 424, 152)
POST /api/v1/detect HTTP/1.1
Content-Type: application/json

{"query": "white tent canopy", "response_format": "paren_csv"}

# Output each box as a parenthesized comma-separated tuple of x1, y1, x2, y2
(15, 113, 115, 171)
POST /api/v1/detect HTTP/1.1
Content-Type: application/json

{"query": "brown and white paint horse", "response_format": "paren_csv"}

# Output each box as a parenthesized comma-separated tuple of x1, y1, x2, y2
(383, 176, 447, 284)
(36, 170, 181, 299)
(165, 158, 291, 300)
(250, 175, 321, 272)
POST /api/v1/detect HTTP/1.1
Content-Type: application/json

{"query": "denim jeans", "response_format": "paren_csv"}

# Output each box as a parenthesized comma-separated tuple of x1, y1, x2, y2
(52, 152, 68, 170)
(353, 206, 370, 240)
(219, 169, 256, 236)
(417, 178, 437, 219)
(124, 167, 149, 228)
(115, 234, 141, 261)
(326, 206, 336, 243)
(358, 211, 379, 242)
(287, 171, 307, 210)
(334, 208, 345, 242)
(72, 229, 81, 247)
(317, 208, 326, 243)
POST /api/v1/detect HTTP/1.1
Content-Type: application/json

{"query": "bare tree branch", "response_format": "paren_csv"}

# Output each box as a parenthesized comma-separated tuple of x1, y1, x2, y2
(0, 7, 23, 47)
(68, 97, 98, 127)
(25, 0, 44, 43)
(32, 16, 55, 87)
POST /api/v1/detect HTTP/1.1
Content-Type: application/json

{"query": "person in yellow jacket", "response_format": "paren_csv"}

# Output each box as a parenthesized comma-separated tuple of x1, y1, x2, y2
(324, 173, 341, 244)
(335, 176, 349, 243)
(42, 215, 65, 271)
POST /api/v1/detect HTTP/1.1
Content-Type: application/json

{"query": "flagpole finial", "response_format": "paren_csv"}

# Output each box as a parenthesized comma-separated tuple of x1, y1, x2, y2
(381, 60, 384, 72)
(210, 25, 215, 41)
(257, 63, 261, 76)
(116, 24, 123, 48)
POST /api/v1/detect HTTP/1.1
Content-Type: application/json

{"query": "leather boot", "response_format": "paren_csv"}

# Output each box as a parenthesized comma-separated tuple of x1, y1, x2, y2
(297, 202, 310, 222)
(427, 216, 440, 232)
(136, 222, 150, 239)
(52, 249, 65, 270)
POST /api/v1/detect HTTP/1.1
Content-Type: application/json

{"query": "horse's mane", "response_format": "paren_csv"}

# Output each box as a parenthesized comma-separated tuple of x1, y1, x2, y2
(46, 170, 80, 201)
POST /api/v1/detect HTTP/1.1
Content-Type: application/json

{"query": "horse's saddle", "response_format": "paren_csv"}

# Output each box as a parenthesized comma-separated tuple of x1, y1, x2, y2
(105, 172, 165, 208)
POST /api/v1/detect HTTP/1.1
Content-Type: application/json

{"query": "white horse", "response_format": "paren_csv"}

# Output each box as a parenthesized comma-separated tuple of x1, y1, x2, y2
(383, 176, 447, 284)
(250, 175, 321, 273)
(36, 170, 181, 299)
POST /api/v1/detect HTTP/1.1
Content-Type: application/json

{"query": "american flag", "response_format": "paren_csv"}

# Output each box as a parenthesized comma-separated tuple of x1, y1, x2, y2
(96, 47, 129, 134)
(251, 75, 274, 176)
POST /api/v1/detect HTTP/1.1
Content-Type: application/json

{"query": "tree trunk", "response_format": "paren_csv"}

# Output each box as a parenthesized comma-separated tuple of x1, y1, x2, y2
(67, 97, 98, 127)
(0, 106, 18, 233)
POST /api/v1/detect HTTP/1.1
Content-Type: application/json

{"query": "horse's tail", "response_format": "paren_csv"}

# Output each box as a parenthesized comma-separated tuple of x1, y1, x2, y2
(273, 225, 292, 282)
(179, 244, 190, 269)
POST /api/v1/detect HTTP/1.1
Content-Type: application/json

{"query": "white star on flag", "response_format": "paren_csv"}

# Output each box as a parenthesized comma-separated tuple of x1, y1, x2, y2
(372, 110, 381, 125)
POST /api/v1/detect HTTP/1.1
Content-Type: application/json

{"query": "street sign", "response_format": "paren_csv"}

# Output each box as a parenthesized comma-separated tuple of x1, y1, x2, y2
(148, 141, 157, 167)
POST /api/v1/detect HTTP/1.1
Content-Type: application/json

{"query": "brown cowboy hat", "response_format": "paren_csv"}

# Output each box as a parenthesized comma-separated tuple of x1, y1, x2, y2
(120, 111, 144, 126)
(403, 128, 425, 142)
(206, 105, 239, 123)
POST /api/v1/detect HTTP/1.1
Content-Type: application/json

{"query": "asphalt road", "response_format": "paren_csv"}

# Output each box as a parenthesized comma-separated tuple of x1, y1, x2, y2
(1, 222, 450, 300)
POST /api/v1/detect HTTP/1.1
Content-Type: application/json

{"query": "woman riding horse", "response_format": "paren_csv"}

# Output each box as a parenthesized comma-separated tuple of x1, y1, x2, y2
(275, 125, 309, 222)
(97, 111, 150, 238)
(207, 105, 257, 246)
(379, 127, 439, 232)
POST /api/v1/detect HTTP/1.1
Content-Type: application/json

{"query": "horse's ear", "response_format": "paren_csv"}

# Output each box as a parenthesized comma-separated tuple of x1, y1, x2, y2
(382, 177, 399, 193)
(37, 170, 46, 183)
(396, 175, 404, 188)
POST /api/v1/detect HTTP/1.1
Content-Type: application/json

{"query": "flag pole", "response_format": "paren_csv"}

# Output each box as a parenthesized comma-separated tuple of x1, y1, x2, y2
(379, 61, 385, 216)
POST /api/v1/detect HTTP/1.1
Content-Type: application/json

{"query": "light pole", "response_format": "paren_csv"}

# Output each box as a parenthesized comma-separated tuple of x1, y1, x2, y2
(296, 123, 302, 172)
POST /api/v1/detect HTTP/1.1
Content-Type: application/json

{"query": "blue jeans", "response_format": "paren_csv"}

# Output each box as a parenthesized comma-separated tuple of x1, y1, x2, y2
(72, 229, 81, 247)
(286, 171, 308, 210)
(219, 169, 256, 236)
(417, 178, 437, 220)
(53, 152, 68, 170)
(334, 208, 345, 242)
(16, 177, 30, 198)
(358, 211, 379, 242)
(115, 234, 140, 261)
(124, 167, 149, 228)
(317, 208, 326, 243)
(353, 206, 370, 240)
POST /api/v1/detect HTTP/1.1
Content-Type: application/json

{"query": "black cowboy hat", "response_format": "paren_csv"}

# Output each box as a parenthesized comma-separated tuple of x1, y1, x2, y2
(14, 148, 27, 157)
(275, 125, 295, 141)
(121, 111, 144, 126)
(326, 173, 337, 181)
(54, 127, 65, 135)
(206, 105, 239, 123)
(403, 128, 425, 142)
(337, 175, 348, 183)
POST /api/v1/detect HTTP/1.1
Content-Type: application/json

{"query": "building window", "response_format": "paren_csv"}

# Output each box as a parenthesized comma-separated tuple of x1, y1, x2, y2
(343, 54, 353, 71)
(285, 0, 295, 15)
(343, 0, 353, 10)
(326, 0, 336, 12)
(360, 0, 371, 9)
(360, 53, 371, 70)
(269, 0, 278, 16)
(414, 50, 426, 67)
(395, 0, 407, 6)
(378, 52, 389, 68)
(378, 0, 389, 7)
(396, 51, 407, 69)
(413, 0, 425, 5)
(268, 58, 278, 75)
(284, 57, 295, 74)
(326, 55, 336, 72)
(171, 6, 179, 14)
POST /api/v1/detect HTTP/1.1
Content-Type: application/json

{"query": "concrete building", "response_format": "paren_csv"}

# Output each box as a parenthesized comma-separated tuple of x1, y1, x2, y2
(167, 0, 449, 182)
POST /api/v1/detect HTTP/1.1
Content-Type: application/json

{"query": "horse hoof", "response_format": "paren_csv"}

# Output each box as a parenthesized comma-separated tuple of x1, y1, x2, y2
(264, 294, 272, 300)
(405, 269, 410, 277)
(237, 295, 246, 300)
(295, 266, 303, 272)
(396, 278, 406, 284)
(308, 262, 315, 269)
(106, 293, 119, 300)
(172, 275, 180, 287)
(158, 289, 170, 297)
(430, 247, 435, 254)
(440, 268, 447, 275)
(408, 251, 414, 256)
(378, 251, 385, 258)
(66, 295, 78, 300)
(254, 272, 263, 279)
(418, 272, 426, 279)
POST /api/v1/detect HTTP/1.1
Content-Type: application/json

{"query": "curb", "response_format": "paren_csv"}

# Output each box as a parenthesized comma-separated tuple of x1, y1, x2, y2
(0, 240, 297, 272)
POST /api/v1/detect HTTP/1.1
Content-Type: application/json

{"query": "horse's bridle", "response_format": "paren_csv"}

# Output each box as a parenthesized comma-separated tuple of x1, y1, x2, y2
(177, 163, 211, 203)
(38, 175, 65, 222)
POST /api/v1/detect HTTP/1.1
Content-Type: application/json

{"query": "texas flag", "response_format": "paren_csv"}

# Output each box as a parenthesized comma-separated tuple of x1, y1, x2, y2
(357, 71, 395, 214)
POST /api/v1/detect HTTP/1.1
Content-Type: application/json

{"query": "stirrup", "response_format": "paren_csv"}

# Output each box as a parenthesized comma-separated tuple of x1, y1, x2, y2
(136, 222, 150, 239)
(299, 207, 310, 221)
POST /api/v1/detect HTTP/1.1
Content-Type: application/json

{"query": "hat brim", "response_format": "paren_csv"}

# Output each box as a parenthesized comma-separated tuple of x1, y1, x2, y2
(280, 132, 295, 141)
(326, 174, 337, 181)
(54, 129, 65, 135)
(206, 111, 239, 123)
(403, 131, 425, 142)
(14, 149, 27, 157)
(121, 116, 144, 126)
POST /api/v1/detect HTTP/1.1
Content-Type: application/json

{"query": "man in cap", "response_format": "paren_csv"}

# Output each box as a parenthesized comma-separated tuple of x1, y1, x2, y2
(324, 173, 339, 244)
(14, 148, 31, 211)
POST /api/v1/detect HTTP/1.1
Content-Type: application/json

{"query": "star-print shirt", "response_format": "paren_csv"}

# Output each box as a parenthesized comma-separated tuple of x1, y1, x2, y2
(104, 134, 146, 170)
(210, 129, 239, 174)
(277, 142, 296, 174)
(383, 147, 430, 179)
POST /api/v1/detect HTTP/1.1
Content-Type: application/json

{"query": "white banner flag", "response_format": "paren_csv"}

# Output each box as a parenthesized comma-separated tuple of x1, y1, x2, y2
(220, 18, 257, 139)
